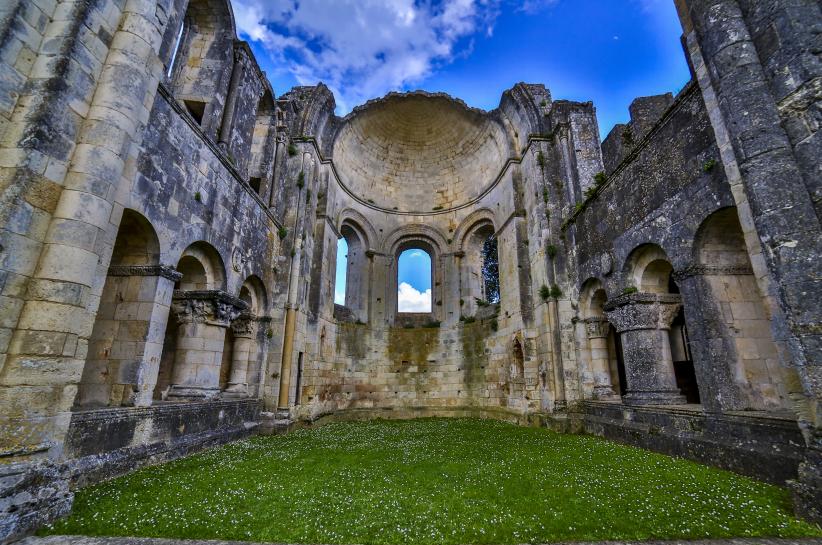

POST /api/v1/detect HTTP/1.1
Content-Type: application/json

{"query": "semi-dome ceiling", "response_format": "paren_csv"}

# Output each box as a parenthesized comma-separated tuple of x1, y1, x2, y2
(331, 93, 512, 213)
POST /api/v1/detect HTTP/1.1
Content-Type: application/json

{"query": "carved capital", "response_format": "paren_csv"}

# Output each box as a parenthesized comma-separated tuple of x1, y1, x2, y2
(584, 317, 610, 339)
(231, 312, 258, 338)
(108, 264, 182, 282)
(172, 290, 249, 327)
(603, 292, 682, 333)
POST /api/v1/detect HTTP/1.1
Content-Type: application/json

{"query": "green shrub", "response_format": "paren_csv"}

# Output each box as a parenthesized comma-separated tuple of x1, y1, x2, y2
(287, 143, 297, 156)
(593, 172, 608, 185)
(622, 286, 639, 295)
(536, 151, 546, 169)
(539, 284, 551, 301)
(296, 171, 305, 188)
(703, 159, 717, 173)
(549, 284, 562, 299)
(278, 226, 288, 239)
(194, 191, 202, 202)
(546, 245, 558, 259)
(424, 320, 441, 329)
(475, 298, 489, 307)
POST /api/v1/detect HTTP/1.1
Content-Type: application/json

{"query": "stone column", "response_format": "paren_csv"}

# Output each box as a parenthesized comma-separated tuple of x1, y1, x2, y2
(247, 316, 272, 398)
(584, 318, 617, 400)
(167, 290, 247, 400)
(604, 293, 685, 406)
(108, 265, 181, 407)
(224, 313, 257, 397)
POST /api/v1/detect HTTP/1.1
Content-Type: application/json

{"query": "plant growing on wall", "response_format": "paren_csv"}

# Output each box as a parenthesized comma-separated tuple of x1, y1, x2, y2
(622, 286, 638, 295)
(703, 159, 717, 173)
(287, 142, 297, 156)
(296, 171, 305, 188)
(593, 172, 608, 185)
(539, 284, 551, 301)
(278, 227, 288, 239)
(546, 245, 558, 259)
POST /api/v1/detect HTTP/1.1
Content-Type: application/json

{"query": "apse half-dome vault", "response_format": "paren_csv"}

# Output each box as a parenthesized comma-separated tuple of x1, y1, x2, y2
(331, 93, 512, 213)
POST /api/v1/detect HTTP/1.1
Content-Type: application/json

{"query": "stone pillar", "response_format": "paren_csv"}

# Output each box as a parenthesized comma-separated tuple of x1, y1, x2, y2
(247, 316, 272, 398)
(224, 313, 257, 397)
(167, 291, 247, 399)
(604, 293, 685, 406)
(584, 318, 617, 400)
(107, 265, 180, 407)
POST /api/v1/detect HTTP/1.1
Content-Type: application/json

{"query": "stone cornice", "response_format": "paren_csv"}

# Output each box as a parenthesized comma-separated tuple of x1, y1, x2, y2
(672, 265, 753, 281)
(108, 265, 182, 282)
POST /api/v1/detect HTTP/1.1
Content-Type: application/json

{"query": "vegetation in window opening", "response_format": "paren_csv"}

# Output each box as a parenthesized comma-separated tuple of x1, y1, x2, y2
(481, 235, 500, 304)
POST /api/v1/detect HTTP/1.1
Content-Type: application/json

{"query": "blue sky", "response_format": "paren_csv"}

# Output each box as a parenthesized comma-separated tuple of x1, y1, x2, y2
(233, 0, 691, 139)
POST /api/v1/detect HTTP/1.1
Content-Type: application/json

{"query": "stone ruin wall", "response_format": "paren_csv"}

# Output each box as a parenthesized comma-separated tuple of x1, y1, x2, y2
(0, 0, 820, 541)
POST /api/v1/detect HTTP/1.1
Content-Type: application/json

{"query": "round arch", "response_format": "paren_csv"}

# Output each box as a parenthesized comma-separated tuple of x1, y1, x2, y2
(175, 241, 227, 291)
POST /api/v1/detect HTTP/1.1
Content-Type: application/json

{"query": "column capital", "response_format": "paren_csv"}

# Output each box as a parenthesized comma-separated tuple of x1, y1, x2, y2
(583, 317, 610, 339)
(231, 312, 259, 338)
(171, 290, 249, 327)
(604, 292, 681, 333)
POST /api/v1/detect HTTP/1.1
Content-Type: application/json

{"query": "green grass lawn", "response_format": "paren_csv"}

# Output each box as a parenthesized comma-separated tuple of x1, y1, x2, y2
(44, 418, 821, 544)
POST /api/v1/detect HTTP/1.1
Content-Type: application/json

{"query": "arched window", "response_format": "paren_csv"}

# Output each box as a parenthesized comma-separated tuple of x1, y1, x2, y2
(334, 236, 348, 306)
(459, 220, 499, 316)
(482, 235, 500, 304)
(334, 221, 370, 322)
(397, 248, 432, 313)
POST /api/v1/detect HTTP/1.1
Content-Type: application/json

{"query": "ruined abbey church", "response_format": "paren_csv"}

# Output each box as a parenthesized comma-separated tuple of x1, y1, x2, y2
(1, 0, 820, 541)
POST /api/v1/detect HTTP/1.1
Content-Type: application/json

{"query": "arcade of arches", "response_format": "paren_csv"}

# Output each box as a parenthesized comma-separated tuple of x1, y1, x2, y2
(0, 0, 821, 539)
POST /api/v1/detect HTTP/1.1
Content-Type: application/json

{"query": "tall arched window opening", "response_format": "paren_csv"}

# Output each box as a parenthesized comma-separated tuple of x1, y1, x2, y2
(482, 235, 500, 304)
(397, 248, 432, 313)
(334, 222, 370, 322)
(334, 236, 348, 306)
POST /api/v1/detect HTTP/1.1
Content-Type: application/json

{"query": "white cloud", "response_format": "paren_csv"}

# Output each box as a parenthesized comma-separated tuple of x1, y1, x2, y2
(231, 0, 548, 112)
(334, 289, 345, 305)
(397, 282, 432, 313)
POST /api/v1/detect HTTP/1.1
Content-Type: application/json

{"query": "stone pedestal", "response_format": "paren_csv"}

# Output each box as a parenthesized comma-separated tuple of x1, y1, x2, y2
(584, 318, 618, 400)
(604, 293, 685, 406)
(224, 313, 258, 397)
(167, 290, 248, 400)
